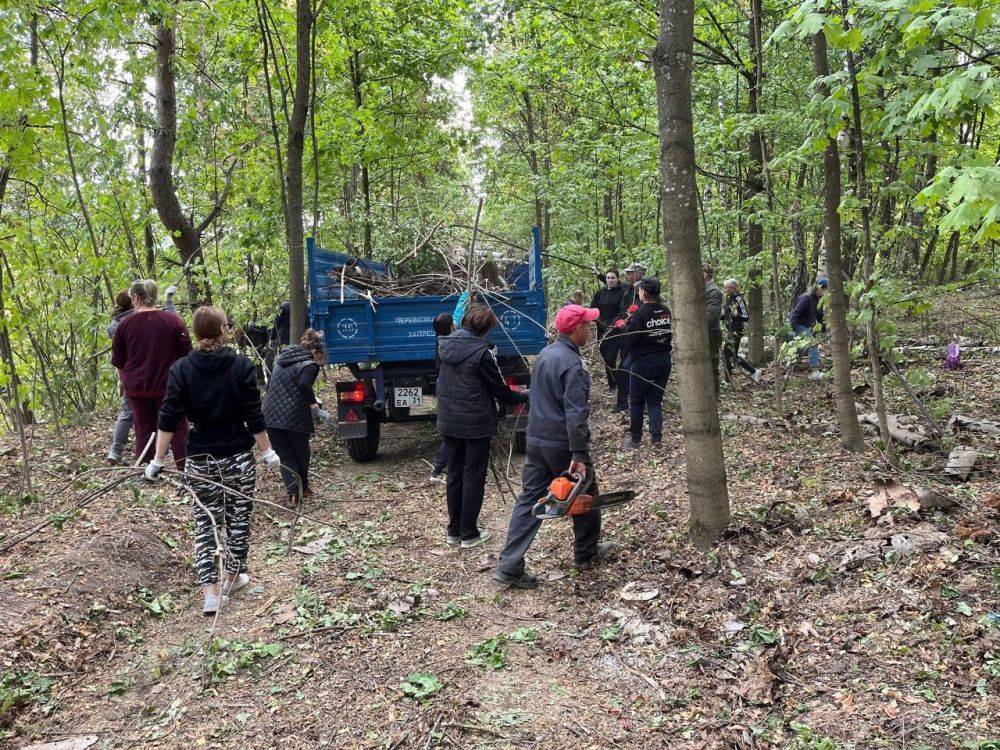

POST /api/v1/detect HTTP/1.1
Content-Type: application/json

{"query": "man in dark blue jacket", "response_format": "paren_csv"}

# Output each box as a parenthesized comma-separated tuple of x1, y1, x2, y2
(494, 304, 614, 589)
(789, 277, 828, 374)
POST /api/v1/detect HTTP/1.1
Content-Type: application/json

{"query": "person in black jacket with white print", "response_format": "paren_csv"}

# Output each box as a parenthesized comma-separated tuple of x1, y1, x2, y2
(722, 279, 762, 384)
(436, 305, 528, 549)
(145, 306, 280, 615)
(617, 277, 671, 448)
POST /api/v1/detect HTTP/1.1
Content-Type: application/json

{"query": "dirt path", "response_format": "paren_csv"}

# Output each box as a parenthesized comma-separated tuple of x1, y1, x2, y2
(3, 342, 999, 749)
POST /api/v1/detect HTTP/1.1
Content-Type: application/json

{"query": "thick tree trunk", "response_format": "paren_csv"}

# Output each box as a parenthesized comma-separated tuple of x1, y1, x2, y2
(811, 31, 864, 451)
(150, 17, 230, 304)
(744, 0, 765, 364)
(150, 22, 201, 276)
(653, 0, 730, 548)
(285, 0, 312, 343)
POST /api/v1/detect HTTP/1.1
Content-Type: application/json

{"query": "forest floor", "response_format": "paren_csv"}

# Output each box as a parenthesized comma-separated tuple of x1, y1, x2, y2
(1, 294, 998, 750)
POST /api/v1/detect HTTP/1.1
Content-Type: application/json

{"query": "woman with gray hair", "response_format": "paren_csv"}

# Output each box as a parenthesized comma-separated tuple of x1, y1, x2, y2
(111, 279, 192, 466)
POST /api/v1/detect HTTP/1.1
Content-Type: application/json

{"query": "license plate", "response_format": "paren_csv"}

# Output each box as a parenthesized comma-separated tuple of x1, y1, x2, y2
(394, 386, 422, 408)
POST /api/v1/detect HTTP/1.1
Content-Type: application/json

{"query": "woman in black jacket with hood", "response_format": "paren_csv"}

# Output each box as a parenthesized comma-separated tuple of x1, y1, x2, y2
(437, 305, 528, 549)
(264, 329, 330, 506)
(145, 306, 279, 615)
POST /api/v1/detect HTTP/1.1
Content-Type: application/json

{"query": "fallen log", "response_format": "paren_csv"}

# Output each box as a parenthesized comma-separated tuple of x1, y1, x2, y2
(947, 414, 1000, 436)
(858, 412, 933, 450)
(944, 446, 979, 481)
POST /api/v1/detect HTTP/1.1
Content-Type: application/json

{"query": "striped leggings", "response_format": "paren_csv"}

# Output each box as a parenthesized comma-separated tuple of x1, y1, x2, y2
(185, 451, 256, 586)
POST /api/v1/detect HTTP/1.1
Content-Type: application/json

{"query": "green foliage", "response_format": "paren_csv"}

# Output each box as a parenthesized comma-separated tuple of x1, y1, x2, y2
(0, 0, 997, 435)
(204, 639, 283, 683)
(0, 670, 54, 723)
(436, 602, 469, 621)
(790, 721, 841, 750)
(467, 636, 508, 670)
(137, 588, 175, 617)
(400, 673, 443, 701)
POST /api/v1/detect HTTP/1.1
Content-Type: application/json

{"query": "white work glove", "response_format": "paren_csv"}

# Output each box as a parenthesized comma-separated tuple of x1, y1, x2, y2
(261, 448, 280, 470)
(144, 457, 167, 481)
(312, 405, 333, 424)
(165, 285, 177, 298)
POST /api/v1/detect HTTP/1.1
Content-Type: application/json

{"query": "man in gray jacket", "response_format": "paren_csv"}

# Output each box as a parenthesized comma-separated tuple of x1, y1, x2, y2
(703, 264, 724, 396)
(494, 304, 615, 589)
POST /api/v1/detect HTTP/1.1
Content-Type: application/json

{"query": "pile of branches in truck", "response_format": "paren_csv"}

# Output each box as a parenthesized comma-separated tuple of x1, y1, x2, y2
(320, 248, 515, 300)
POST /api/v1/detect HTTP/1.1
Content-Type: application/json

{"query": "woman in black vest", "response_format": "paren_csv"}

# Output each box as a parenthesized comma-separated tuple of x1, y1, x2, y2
(436, 306, 528, 548)
(264, 329, 330, 506)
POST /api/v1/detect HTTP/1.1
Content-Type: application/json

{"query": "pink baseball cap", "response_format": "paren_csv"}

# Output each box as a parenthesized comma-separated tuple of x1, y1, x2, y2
(554, 304, 600, 334)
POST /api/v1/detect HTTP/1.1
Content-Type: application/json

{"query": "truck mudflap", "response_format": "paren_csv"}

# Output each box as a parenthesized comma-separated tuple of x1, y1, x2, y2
(336, 380, 371, 438)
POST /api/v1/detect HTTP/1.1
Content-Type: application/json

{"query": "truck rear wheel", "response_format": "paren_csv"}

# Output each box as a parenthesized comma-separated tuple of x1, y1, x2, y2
(345, 419, 380, 462)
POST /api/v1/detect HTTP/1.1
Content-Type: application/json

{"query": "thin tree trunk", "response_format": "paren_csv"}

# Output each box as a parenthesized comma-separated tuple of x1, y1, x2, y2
(653, 0, 730, 548)
(285, 0, 312, 343)
(811, 31, 864, 451)
(603, 186, 615, 253)
(843, 5, 895, 464)
(790, 165, 809, 298)
(0, 257, 31, 492)
(744, 0, 765, 364)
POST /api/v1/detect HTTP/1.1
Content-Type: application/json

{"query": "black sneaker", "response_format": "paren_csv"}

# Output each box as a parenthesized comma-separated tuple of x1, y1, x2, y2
(492, 569, 539, 589)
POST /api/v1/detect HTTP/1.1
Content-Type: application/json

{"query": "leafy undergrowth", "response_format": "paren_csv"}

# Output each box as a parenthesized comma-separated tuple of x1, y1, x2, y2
(0, 303, 997, 749)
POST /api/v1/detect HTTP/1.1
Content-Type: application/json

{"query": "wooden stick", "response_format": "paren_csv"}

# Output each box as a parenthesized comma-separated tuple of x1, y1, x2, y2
(466, 197, 484, 296)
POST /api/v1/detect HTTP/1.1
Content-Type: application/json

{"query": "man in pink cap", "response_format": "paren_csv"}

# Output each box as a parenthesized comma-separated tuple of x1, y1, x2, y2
(494, 304, 615, 588)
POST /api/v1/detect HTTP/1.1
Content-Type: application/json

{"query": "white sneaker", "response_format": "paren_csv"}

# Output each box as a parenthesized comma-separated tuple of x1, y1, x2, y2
(106, 451, 122, 465)
(203, 593, 230, 615)
(461, 531, 492, 549)
(809, 370, 825, 380)
(221, 573, 250, 596)
(752, 369, 762, 384)
(446, 534, 461, 546)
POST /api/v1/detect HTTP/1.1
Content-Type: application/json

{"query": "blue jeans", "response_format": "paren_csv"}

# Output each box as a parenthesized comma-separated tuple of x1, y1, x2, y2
(628, 354, 670, 442)
(793, 324, 819, 367)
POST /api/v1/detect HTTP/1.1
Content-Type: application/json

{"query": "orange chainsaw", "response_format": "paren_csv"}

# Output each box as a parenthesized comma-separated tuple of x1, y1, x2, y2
(530, 470, 635, 520)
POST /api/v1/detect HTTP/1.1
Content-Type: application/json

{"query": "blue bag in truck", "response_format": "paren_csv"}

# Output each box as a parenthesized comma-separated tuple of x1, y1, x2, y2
(308, 227, 548, 462)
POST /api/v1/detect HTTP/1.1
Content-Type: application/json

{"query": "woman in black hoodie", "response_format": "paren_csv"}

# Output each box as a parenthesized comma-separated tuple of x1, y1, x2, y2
(264, 329, 330, 506)
(436, 305, 528, 549)
(145, 306, 279, 615)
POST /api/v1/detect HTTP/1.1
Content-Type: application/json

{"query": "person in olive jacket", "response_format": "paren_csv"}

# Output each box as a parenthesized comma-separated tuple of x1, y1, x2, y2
(264, 329, 331, 506)
(436, 305, 528, 549)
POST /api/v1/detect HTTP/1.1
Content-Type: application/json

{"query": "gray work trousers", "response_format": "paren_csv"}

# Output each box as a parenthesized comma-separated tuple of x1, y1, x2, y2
(496, 444, 601, 576)
(110, 393, 133, 457)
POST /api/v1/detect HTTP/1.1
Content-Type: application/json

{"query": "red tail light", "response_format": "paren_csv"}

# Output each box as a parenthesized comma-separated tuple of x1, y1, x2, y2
(344, 409, 359, 423)
(338, 382, 366, 403)
(505, 376, 526, 391)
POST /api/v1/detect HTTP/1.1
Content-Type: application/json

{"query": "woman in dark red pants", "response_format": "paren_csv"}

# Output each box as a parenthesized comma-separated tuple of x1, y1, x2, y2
(111, 279, 192, 467)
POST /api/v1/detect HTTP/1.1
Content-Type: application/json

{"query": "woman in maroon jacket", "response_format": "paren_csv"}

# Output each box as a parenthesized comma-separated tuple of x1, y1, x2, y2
(111, 279, 192, 466)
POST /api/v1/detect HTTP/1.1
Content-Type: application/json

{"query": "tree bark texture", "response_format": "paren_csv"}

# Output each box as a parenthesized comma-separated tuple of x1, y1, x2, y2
(285, 0, 312, 343)
(744, 0, 765, 364)
(842, 5, 895, 464)
(811, 31, 864, 451)
(653, 0, 731, 548)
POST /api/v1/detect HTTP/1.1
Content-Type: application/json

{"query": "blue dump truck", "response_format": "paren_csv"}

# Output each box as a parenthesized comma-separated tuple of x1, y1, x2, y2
(308, 227, 548, 462)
